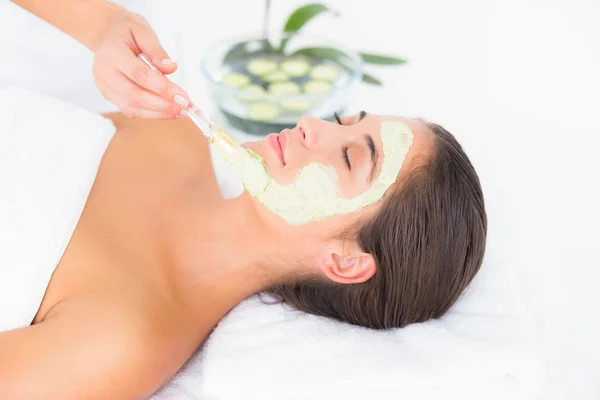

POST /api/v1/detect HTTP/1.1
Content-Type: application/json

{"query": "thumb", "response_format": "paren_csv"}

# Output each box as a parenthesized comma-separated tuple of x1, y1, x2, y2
(133, 23, 178, 75)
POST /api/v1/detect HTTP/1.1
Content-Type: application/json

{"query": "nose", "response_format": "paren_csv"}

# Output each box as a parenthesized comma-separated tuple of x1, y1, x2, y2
(296, 116, 322, 149)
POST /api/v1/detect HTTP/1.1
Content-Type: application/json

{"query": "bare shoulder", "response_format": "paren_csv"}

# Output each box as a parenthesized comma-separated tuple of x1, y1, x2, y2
(97, 114, 222, 199)
(100, 113, 209, 159)
(0, 299, 187, 399)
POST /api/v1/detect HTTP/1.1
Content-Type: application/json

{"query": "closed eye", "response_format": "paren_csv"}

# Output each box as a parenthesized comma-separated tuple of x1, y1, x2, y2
(334, 111, 372, 175)
(335, 111, 367, 171)
(342, 145, 351, 170)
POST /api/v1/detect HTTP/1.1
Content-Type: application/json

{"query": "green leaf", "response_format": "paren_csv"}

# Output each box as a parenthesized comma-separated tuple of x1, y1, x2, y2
(362, 73, 382, 85)
(359, 52, 407, 65)
(222, 39, 273, 64)
(283, 3, 332, 32)
(222, 42, 251, 64)
(280, 3, 337, 51)
(290, 46, 348, 63)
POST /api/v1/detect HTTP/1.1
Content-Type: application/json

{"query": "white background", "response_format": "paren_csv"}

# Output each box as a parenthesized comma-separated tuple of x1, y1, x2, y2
(1, 0, 596, 398)
(179, 0, 600, 399)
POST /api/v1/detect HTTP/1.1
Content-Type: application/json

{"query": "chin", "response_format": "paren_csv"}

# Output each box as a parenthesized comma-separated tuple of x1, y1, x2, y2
(241, 139, 262, 157)
(241, 139, 276, 172)
(239, 140, 253, 150)
(239, 140, 259, 157)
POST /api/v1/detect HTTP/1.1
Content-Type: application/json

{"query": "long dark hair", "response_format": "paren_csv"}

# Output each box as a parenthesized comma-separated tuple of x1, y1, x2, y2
(266, 122, 487, 329)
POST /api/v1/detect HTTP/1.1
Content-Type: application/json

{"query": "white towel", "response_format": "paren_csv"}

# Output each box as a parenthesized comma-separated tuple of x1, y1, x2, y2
(0, 87, 115, 332)
(153, 135, 546, 400)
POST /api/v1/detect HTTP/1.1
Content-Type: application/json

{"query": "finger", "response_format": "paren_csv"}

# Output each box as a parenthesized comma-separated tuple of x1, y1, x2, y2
(105, 67, 180, 114)
(131, 22, 178, 76)
(112, 90, 178, 120)
(104, 72, 181, 119)
(125, 108, 178, 120)
(115, 47, 189, 106)
(113, 69, 182, 115)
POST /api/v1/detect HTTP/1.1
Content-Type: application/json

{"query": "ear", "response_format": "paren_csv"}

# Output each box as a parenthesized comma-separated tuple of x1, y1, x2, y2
(315, 242, 376, 284)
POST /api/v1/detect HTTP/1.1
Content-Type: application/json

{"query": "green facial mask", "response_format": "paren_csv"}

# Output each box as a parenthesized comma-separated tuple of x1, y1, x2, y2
(217, 121, 414, 225)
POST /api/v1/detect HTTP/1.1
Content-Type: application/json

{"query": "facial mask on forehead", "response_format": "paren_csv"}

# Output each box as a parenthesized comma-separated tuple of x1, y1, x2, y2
(217, 121, 414, 225)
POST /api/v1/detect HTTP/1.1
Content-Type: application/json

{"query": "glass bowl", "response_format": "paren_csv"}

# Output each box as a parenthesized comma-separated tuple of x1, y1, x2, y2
(201, 31, 364, 136)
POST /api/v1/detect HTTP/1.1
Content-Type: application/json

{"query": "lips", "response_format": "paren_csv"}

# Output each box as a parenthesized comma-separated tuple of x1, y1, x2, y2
(267, 133, 285, 165)
(278, 130, 288, 160)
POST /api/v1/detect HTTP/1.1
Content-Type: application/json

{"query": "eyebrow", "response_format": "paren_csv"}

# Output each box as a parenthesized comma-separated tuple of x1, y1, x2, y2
(364, 133, 377, 182)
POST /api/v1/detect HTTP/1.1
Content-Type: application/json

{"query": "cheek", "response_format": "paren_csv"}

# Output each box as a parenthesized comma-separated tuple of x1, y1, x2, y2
(315, 148, 370, 199)
(280, 160, 367, 199)
(335, 166, 373, 199)
(241, 143, 368, 199)
(337, 176, 371, 199)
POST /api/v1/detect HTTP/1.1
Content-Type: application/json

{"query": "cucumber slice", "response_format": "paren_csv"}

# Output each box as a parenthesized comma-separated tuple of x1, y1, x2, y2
(268, 81, 301, 96)
(221, 72, 251, 88)
(280, 58, 311, 77)
(310, 64, 340, 81)
(262, 69, 290, 83)
(237, 84, 266, 102)
(303, 80, 332, 94)
(280, 97, 312, 112)
(247, 101, 280, 121)
(247, 58, 278, 76)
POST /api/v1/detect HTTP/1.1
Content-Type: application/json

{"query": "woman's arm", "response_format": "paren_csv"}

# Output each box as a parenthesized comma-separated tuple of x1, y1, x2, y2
(0, 309, 163, 399)
(10, 0, 125, 51)
(10, 0, 189, 118)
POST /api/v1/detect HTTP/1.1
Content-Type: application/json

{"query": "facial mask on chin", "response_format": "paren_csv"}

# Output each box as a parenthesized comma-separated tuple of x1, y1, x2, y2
(217, 121, 414, 225)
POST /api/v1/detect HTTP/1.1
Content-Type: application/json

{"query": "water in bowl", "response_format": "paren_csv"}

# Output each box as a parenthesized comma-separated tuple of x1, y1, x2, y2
(215, 54, 350, 136)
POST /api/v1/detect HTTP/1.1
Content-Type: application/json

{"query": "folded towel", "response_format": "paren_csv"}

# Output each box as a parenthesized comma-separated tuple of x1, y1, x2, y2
(152, 143, 546, 399)
(0, 87, 115, 332)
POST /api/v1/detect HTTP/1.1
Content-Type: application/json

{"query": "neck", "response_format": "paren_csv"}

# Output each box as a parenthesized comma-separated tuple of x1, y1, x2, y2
(163, 192, 304, 317)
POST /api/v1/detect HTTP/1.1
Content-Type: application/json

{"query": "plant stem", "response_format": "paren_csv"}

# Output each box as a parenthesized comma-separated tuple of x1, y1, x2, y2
(263, 0, 271, 38)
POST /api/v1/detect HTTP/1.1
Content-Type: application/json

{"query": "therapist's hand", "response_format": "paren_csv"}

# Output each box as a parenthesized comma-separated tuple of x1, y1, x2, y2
(92, 12, 189, 119)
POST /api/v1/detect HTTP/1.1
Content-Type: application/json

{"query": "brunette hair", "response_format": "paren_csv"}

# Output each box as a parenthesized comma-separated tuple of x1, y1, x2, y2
(266, 121, 487, 329)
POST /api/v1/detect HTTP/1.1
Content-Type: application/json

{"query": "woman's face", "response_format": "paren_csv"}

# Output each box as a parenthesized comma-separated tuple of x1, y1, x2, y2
(241, 112, 433, 283)
(243, 112, 431, 200)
